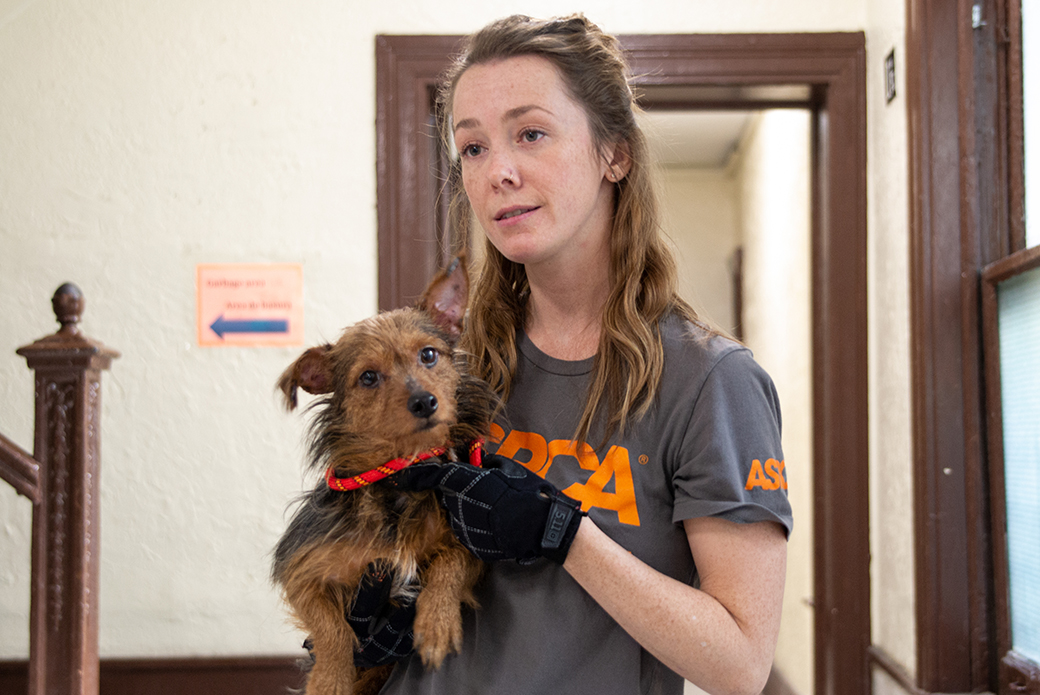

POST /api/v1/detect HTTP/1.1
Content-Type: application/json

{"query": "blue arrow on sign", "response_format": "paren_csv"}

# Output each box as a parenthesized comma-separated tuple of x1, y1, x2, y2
(210, 315, 289, 339)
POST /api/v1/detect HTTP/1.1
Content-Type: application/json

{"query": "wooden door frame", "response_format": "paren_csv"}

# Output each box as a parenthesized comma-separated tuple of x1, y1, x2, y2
(376, 32, 869, 695)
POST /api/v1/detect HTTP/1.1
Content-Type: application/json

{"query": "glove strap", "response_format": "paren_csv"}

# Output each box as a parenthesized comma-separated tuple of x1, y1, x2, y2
(541, 496, 583, 564)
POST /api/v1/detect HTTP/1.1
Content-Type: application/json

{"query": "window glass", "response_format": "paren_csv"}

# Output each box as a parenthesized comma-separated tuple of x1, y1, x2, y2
(997, 264, 1040, 661)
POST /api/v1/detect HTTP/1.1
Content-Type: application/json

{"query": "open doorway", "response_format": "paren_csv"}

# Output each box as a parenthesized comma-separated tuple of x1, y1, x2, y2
(375, 32, 867, 695)
(643, 106, 814, 695)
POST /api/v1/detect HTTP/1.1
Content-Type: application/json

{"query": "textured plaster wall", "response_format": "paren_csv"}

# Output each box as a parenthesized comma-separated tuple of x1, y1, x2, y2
(864, 0, 916, 684)
(0, 0, 377, 658)
(0, 0, 912, 669)
(659, 168, 740, 334)
(736, 111, 814, 695)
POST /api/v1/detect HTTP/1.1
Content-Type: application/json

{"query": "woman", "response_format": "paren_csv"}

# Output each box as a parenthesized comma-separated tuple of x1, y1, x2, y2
(378, 14, 792, 695)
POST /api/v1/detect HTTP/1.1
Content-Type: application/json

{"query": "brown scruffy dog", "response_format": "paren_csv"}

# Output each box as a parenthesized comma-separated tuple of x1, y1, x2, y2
(272, 257, 491, 695)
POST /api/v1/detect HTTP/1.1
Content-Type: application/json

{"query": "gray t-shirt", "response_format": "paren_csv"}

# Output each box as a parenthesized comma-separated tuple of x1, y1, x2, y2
(382, 316, 793, 695)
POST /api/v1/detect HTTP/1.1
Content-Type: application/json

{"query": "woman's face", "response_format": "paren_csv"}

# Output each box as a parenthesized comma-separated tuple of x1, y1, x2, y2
(452, 55, 618, 273)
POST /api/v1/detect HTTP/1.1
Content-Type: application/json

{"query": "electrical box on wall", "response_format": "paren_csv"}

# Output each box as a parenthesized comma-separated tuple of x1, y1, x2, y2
(885, 49, 897, 104)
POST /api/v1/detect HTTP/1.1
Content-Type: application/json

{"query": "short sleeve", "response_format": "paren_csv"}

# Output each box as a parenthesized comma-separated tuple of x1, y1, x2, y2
(671, 348, 794, 537)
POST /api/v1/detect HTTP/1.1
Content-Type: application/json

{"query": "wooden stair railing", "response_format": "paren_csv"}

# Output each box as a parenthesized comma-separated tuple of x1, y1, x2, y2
(0, 283, 118, 695)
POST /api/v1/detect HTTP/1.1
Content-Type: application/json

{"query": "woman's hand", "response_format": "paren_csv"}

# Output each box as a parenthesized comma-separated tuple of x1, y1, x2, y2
(391, 453, 585, 564)
(345, 562, 418, 668)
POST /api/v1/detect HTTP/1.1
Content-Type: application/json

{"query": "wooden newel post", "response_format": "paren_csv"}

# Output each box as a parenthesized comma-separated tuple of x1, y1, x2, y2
(16, 284, 119, 695)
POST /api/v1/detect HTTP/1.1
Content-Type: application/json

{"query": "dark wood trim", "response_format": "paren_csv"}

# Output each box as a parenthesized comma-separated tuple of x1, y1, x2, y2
(907, 0, 963, 690)
(906, 0, 1023, 691)
(375, 35, 464, 312)
(0, 432, 41, 503)
(376, 31, 869, 695)
(1000, 652, 1040, 695)
(1004, 1, 1026, 254)
(981, 250, 1012, 695)
(634, 99, 811, 112)
(870, 643, 1032, 695)
(730, 246, 744, 343)
(0, 656, 304, 695)
(981, 240, 1040, 284)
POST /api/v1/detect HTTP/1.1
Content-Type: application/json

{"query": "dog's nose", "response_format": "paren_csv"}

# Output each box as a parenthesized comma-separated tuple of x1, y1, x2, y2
(408, 391, 438, 419)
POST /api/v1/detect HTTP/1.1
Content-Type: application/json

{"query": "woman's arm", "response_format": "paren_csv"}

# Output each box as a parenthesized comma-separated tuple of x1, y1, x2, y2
(563, 515, 787, 695)
(393, 456, 787, 693)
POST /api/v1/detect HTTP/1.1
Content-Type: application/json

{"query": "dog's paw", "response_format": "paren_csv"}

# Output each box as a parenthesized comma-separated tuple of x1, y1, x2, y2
(412, 611, 463, 669)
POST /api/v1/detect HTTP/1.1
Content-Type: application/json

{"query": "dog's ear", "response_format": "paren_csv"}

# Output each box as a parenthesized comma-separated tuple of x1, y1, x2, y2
(276, 344, 334, 410)
(418, 254, 469, 342)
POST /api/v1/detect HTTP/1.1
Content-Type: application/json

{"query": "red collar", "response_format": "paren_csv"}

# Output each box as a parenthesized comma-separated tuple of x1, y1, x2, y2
(325, 439, 484, 492)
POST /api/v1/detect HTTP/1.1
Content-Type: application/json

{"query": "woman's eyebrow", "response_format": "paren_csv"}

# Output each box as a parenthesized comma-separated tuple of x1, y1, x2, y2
(453, 104, 553, 133)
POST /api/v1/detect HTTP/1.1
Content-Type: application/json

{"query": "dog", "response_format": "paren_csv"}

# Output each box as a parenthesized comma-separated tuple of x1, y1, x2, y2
(272, 256, 491, 695)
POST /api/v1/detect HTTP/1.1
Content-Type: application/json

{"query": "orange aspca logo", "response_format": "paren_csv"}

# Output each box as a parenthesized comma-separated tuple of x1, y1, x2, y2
(489, 423, 640, 526)
(745, 459, 788, 491)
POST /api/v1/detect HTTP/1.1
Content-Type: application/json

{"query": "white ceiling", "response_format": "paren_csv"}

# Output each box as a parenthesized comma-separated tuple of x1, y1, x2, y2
(639, 110, 753, 169)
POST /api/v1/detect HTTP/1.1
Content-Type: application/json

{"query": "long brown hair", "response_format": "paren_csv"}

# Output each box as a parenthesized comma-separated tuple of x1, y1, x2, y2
(440, 14, 702, 447)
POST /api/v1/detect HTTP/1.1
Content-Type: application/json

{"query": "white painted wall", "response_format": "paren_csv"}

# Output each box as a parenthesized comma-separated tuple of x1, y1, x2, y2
(0, 1, 915, 688)
(0, 0, 380, 658)
(736, 111, 814, 695)
(864, 0, 917, 689)
(660, 168, 740, 335)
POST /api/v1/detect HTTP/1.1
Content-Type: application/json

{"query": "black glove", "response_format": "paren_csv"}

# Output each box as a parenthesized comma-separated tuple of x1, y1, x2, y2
(345, 562, 417, 668)
(391, 453, 585, 565)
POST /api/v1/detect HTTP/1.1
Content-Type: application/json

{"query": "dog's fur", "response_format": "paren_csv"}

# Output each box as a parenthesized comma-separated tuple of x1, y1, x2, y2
(272, 257, 491, 695)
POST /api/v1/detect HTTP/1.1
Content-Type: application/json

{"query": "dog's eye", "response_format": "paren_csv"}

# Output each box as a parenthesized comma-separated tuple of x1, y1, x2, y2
(419, 347, 439, 367)
(358, 371, 381, 388)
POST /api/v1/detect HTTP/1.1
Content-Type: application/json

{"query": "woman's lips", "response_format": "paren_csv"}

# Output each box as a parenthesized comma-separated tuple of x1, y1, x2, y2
(495, 206, 539, 222)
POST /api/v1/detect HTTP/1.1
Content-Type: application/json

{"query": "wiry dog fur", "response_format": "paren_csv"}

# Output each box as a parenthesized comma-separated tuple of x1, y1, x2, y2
(272, 257, 492, 695)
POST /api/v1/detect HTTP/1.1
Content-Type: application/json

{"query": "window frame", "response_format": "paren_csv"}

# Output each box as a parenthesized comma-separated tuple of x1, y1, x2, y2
(982, 244, 1040, 694)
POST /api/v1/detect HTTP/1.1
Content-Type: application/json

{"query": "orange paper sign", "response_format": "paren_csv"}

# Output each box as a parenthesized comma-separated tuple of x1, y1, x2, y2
(197, 264, 304, 347)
